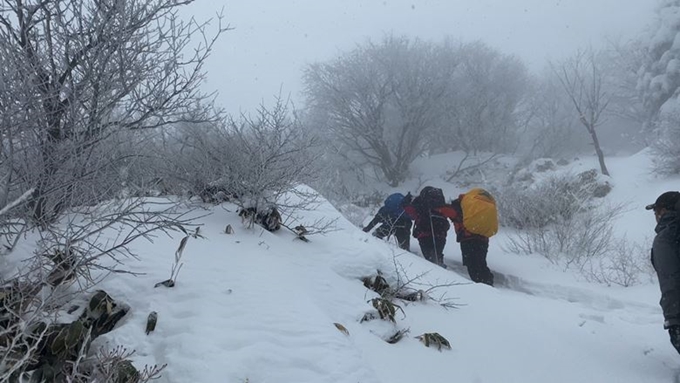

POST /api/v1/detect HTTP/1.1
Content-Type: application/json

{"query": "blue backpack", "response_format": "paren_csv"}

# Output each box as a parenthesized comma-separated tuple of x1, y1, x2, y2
(384, 193, 406, 219)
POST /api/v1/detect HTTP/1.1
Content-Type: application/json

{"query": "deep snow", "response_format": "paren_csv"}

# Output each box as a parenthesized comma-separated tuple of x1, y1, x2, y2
(5, 149, 680, 383)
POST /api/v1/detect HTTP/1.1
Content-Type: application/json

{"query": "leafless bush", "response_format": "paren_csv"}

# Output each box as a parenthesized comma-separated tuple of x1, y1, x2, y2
(6, 342, 166, 382)
(112, 130, 175, 199)
(75, 345, 166, 382)
(163, 96, 322, 217)
(157, 97, 333, 244)
(225, 98, 321, 211)
(0, 189, 34, 252)
(362, 252, 464, 310)
(496, 171, 604, 230)
(581, 236, 654, 287)
(501, 167, 652, 286)
(503, 201, 625, 268)
(159, 122, 236, 202)
(0, 198, 197, 381)
(41, 199, 197, 273)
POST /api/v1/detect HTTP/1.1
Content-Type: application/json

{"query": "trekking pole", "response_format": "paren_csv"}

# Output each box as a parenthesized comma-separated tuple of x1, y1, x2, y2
(429, 212, 438, 265)
(390, 211, 405, 246)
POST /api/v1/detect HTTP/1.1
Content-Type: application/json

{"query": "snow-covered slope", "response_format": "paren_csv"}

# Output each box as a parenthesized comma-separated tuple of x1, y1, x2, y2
(78, 150, 680, 383)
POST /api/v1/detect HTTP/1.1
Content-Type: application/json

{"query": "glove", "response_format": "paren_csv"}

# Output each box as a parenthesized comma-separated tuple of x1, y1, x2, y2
(362, 227, 370, 233)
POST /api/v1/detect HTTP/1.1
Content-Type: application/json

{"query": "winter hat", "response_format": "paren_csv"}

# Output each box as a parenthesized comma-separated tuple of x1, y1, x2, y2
(645, 191, 680, 211)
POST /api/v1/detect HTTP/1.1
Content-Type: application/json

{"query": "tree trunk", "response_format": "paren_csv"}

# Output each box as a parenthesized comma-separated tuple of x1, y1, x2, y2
(386, 166, 401, 187)
(589, 128, 610, 176)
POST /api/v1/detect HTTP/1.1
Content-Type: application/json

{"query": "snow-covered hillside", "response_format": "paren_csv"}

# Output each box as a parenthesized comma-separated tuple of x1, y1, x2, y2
(9, 150, 680, 383)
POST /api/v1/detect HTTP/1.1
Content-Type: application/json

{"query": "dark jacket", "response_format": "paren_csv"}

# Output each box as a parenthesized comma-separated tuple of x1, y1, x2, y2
(363, 206, 412, 232)
(438, 198, 489, 243)
(651, 211, 680, 328)
(402, 195, 450, 239)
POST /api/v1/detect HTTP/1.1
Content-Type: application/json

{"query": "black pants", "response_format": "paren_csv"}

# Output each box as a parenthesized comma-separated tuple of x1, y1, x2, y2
(374, 225, 411, 251)
(669, 326, 680, 355)
(460, 239, 494, 286)
(418, 236, 446, 266)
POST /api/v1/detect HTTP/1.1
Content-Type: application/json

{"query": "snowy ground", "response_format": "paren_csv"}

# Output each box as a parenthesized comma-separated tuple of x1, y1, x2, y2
(9, 150, 680, 383)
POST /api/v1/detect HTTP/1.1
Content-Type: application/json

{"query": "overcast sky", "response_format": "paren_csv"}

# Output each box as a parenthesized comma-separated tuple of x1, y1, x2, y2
(183, 0, 656, 115)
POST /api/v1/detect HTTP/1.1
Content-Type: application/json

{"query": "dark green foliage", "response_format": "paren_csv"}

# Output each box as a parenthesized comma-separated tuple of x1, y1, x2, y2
(361, 272, 392, 297)
(416, 332, 451, 351)
(111, 360, 140, 383)
(369, 297, 404, 323)
(385, 328, 410, 344)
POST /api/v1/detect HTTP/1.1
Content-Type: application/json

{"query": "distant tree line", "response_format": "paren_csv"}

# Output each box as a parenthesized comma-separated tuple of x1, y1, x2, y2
(303, 2, 680, 191)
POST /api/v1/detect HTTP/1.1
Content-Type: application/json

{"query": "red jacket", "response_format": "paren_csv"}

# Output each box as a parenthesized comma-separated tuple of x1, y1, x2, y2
(402, 198, 450, 239)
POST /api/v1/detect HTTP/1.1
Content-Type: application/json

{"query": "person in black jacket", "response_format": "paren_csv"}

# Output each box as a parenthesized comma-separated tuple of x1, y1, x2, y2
(647, 191, 680, 355)
(363, 193, 412, 250)
(401, 187, 450, 267)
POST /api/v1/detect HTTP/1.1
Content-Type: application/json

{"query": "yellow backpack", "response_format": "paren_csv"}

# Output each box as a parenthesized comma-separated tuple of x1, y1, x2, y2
(460, 188, 499, 237)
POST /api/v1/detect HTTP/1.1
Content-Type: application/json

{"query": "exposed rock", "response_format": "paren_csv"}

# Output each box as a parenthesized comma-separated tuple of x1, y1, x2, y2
(592, 182, 612, 198)
(535, 160, 556, 172)
(146, 311, 158, 335)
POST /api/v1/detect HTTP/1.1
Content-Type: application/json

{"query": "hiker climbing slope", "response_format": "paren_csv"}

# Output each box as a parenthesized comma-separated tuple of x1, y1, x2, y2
(439, 188, 498, 286)
(401, 186, 449, 267)
(363, 193, 413, 251)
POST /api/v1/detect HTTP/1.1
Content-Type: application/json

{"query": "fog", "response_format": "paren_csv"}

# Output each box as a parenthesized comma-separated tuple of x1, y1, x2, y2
(183, 0, 654, 115)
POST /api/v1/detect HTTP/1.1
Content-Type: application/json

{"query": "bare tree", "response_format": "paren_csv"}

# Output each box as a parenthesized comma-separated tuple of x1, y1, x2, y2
(0, 0, 228, 379)
(553, 48, 611, 176)
(0, 0, 227, 226)
(604, 38, 647, 126)
(436, 41, 529, 156)
(519, 71, 585, 160)
(303, 35, 454, 187)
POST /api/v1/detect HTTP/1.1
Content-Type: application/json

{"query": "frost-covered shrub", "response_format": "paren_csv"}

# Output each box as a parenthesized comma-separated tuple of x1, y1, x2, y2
(502, 195, 653, 287)
(496, 170, 609, 230)
(503, 202, 623, 266)
(581, 237, 654, 287)
(651, 112, 680, 175)
(159, 122, 235, 200)
(500, 169, 626, 278)
(163, 98, 320, 210)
